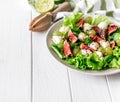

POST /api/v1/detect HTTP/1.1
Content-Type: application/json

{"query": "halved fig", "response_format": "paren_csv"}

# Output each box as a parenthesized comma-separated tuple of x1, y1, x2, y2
(68, 30, 78, 43)
(108, 24, 118, 35)
(92, 26, 101, 35)
(89, 34, 102, 43)
(89, 34, 96, 39)
(76, 18, 84, 28)
(110, 41, 115, 49)
(80, 43, 89, 49)
(94, 36, 102, 43)
(80, 43, 95, 52)
(63, 40, 72, 57)
(100, 29, 108, 40)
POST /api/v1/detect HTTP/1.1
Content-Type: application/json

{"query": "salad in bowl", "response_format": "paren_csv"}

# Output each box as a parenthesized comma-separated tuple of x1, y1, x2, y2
(49, 12, 120, 71)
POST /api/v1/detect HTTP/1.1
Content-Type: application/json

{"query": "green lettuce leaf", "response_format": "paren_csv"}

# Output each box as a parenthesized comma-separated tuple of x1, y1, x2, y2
(91, 15, 111, 25)
(87, 53, 104, 70)
(85, 16, 93, 24)
(63, 13, 83, 26)
(113, 46, 120, 58)
(103, 55, 114, 68)
(83, 37, 93, 45)
(65, 52, 87, 70)
(63, 13, 83, 33)
(109, 58, 120, 68)
(113, 33, 120, 41)
(51, 44, 63, 59)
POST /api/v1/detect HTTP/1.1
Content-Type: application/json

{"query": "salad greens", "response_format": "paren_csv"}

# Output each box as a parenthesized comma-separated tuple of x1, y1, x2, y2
(51, 12, 120, 70)
(91, 15, 111, 25)
(83, 38, 93, 45)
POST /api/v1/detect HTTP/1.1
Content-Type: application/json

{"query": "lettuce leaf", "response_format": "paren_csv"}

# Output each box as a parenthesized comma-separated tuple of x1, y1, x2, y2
(63, 13, 83, 33)
(51, 44, 63, 59)
(113, 33, 120, 41)
(109, 58, 120, 68)
(63, 13, 83, 26)
(65, 52, 87, 70)
(83, 37, 93, 45)
(87, 53, 104, 70)
(85, 16, 93, 24)
(91, 15, 111, 25)
(103, 55, 114, 68)
(109, 47, 120, 68)
(113, 46, 120, 58)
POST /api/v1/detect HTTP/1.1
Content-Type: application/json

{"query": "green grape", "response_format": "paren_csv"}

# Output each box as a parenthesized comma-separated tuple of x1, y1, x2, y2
(53, 31, 63, 36)
(85, 16, 92, 24)
(73, 47, 80, 56)
(87, 30, 96, 35)
(116, 39, 120, 46)
(98, 47, 105, 53)
(105, 47, 113, 55)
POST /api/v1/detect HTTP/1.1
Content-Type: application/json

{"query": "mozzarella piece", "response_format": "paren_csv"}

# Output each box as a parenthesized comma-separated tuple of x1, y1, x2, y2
(98, 22, 108, 29)
(78, 32, 88, 41)
(89, 42, 99, 50)
(81, 49, 87, 55)
(52, 36, 62, 44)
(86, 50, 92, 54)
(100, 40, 110, 48)
(81, 49, 92, 56)
(96, 51, 103, 57)
(83, 23, 92, 31)
(59, 26, 69, 33)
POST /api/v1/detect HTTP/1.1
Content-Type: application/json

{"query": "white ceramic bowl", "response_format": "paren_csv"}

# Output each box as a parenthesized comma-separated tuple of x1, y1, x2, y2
(46, 19, 120, 76)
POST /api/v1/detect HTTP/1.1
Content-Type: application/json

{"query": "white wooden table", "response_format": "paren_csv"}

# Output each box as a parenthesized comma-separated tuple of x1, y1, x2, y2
(0, 0, 120, 102)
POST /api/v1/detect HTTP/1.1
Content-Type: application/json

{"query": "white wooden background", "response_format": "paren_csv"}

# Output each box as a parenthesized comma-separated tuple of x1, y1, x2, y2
(0, 0, 120, 102)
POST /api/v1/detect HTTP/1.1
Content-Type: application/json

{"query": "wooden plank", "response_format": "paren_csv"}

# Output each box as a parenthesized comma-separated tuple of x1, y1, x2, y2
(31, 11, 71, 101)
(0, 0, 31, 102)
(32, 32, 72, 102)
(107, 74, 120, 102)
(68, 68, 111, 102)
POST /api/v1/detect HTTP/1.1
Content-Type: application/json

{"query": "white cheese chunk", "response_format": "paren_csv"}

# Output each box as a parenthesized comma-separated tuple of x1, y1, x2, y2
(81, 49, 92, 56)
(86, 50, 92, 54)
(100, 40, 110, 48)
(83, 23, 92, 31)
(52, 36, 62, 44)
(89, 42, 99, 50)
(78, 32, 88, 41)
(98, 22, 108, 29)
(81, 49, 87, 55)
(59, 26, 69, 33)
(96, 51, 103, 57)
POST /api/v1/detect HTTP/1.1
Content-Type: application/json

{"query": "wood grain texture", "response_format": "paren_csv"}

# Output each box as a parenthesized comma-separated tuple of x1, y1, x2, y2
(32, 11, 71, 102)
(32, 31, 71, 102)
(68, 68, 112, 102)
(0, 0, 31, 102)
(107, 74, 120, 102)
